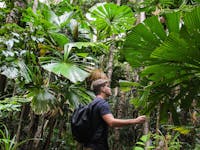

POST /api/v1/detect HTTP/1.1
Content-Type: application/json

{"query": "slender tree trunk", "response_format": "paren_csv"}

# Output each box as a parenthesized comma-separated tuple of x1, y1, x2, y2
(144, 120, 150, 150)
(107, 44, 115, 80)
(26, 111, 40, 150)
(113, 90, 126, 150)
(135, 0, 146, 25)
(117, 0, 121, 5)
(0, 74, 6, 94)
(43, 118, 56, 150)
(33, 117, 49, 149)
(16, 105, 26, 142)
(113, 64, 133, 149)
(106, 39, 117, 148)
(32, 0, 38, 13)
(55, 120, 65, 148)
(156, 104, 161, 147)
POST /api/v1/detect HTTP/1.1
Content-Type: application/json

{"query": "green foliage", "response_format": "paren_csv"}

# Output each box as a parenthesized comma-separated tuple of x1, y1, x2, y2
(133, 134, 153, 150)
(43, 62, 89, 83)
(40, 42, 99, 83)
(1, 0, 199, 149)
(28, 88, 56, 114)
(119, 80, 141, 92)
(0, 1, 97, 115)
(22, 5, 70, 48)
(86, 2, 136, 39)
(122, 15, 166, 67)
(65, 42, 108, 54)
(0, 124, 30, 150)
(122, 6, 200, 123)
(133, 131, 182, 150)
(0, 97, 30, 114)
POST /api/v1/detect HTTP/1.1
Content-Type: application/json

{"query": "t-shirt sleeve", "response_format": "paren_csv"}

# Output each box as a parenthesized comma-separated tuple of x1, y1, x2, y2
(99, 101, 111, 116)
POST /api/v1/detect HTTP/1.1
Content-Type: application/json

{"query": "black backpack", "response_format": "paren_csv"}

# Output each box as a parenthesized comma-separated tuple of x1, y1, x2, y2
(70, 101, 100, 143)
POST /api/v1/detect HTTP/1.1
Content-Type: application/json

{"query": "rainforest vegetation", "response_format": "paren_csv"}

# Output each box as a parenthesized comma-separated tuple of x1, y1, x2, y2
(0, 0, 199, 149)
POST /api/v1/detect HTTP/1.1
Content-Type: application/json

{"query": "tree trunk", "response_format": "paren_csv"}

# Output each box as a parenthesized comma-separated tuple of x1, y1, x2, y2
(113, 90, 126, 150)
(117, 0, 121, 5)
(26, 111, 40, 150)
(107, 44, 115, 80)
(32, 0, 39, 13)
(144, 120, 150, 150)
(33, 117, 49, 149)
(156, 104, 161, 147)
(135, 0, 146, 25)
(112, 64, 132, 149)
(16, 105, 26, 142)
(106, 41, 117, 148)
(55, 120, 65, 148)
(0, 74, 6, 95)
(43, 118, 56, 150)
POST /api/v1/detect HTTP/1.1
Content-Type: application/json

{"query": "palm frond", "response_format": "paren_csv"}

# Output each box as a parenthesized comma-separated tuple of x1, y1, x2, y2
(42, 62, 89, 83)
(29, 88, 56, 114)
(86, 3, 135, 39)
(165, 11, 181, 33)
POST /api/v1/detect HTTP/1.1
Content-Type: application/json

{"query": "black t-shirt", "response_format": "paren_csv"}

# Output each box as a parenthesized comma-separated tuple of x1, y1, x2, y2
(84, 97, 111, 150)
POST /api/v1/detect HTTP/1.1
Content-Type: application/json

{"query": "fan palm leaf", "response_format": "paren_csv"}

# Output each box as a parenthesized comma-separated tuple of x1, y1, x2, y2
(86, 3, 135, 39)
(28, 87, 56, 114)
(122, 15, 172, 67)
(122, 6, 200, 119)
(43, 62, 89, 83)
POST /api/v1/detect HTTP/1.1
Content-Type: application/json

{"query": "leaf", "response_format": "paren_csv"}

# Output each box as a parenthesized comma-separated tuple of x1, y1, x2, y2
(0, 104, 21, 112)
(64, 42, 108, 53)
(29, 88, 56, 114)
(171, 126, 191, 135)
(122, 7, 200, 120)
(42, 62, 89, 83)
(160, 102, 170, 123)
(130, 98, 140, 107)
(119, 80, 140, 92)
(59, 11, 73, 27)
(49, 32, 69, 47)
(63, 42, 108, 61)
(183, 6, 200, 49)
(39, 3, 53, 22)
(131, 87, 150, 109)
(141, 64, 181, 82)
(144, 16, 166, 41)
(76, 53, 89, 58)
(184, 6, 200, 35)
(122, 16, 166, 67)
(1, 67, 18, 79)
(66, 85, 93, 107)
(17, 60, 33, 84)
(165, 12, 181, 33)
(86, 3, 135, 38)
(136, 142, 145, 146)
(22, 7, 56, 30)
(151, 33, 200, 63)
(133, 147, 144, 150)
(140, 134, 150, 142)
(119, 80, 141, 87)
